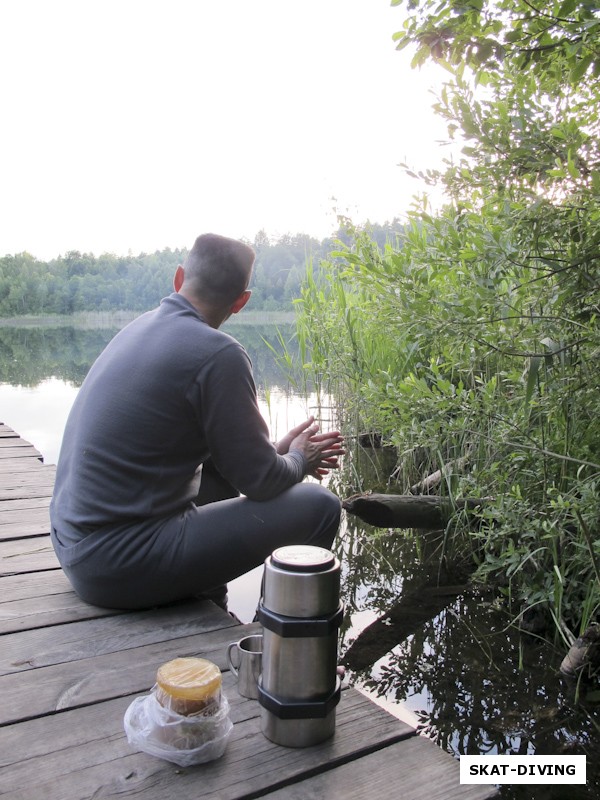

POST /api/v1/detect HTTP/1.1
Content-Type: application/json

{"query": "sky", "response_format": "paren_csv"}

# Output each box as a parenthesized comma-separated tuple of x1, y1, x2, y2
(1, 0, 451, 260)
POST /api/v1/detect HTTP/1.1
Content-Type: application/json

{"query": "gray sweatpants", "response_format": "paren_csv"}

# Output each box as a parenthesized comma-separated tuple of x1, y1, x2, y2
(57, 463, 341, 610)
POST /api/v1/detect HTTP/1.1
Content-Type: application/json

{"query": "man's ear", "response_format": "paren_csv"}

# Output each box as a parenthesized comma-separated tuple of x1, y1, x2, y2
(173, 265, 185, 292)
(230, 289, 252, 314)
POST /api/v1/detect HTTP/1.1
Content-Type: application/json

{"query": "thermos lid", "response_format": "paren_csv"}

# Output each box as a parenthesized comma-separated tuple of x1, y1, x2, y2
(271, 545, 335, 573)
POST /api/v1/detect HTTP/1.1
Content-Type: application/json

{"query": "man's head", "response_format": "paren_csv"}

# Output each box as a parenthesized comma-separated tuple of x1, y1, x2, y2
(174, 233, 255, 325)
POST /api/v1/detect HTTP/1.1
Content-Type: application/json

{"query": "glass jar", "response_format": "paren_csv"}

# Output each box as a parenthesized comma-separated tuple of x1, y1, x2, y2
(155, 657, 222, 717)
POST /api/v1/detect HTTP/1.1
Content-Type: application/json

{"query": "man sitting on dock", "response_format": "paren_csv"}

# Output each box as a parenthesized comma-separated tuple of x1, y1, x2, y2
(49, 233, 343, 612)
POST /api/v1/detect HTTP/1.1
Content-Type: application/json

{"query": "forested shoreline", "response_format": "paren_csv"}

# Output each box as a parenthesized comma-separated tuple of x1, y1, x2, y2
(0, 223, 403, 317)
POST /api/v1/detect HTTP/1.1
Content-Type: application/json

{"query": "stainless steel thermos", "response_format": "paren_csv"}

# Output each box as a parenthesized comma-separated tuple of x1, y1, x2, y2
(257, 545, 343, 747)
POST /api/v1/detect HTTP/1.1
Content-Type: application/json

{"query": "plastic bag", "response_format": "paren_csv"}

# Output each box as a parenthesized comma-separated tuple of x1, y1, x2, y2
(124, 688, 233, 767)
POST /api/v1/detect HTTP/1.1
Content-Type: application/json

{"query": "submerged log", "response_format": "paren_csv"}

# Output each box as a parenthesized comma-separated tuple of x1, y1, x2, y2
(409, 455, 470, 495)
(342, 492, 488, 530)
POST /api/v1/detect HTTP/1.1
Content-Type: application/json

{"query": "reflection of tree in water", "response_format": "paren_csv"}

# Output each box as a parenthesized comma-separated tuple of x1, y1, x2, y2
(224, 323, 298, 393)
(334, 448, 599, 800)
(0, 323, 299, 390)
(0, 327, 118, 386)
(356, 597, 599, 799)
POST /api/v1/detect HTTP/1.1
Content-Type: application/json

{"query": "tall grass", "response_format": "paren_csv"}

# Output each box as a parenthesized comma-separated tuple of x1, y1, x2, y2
(294, 221, 600, 657)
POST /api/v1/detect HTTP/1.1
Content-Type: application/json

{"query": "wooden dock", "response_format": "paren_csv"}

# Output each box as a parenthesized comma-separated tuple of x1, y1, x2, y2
(0, 423, 496, 799)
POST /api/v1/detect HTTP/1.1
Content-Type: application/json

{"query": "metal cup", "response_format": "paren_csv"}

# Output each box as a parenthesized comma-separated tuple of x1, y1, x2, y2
(226, 634, 263, 699)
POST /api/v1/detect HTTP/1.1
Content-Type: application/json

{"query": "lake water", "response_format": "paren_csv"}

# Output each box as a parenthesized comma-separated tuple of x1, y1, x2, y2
(1, 319, 598, 798)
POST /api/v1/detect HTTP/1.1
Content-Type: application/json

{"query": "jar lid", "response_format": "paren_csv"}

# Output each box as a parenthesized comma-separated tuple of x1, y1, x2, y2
(271, 545, 335, 573)
(156, 657, 222, 701)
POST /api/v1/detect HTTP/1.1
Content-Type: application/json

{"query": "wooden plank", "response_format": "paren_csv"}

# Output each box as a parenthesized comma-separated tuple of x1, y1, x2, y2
(0, 458, 56, 488)
(0, 570, 105, 634)
(0, 503, 52, 541)
(0, 671, 258, 770)
(0, 536, 58, 574)
(0, 436, 40, 449)
(0, 621, 259, 725)
(0, 582, 123, 635)
(264, 735, 498, 800)
(0, 470, 54, 486)
(0, 505, 51, 525)
(0, 424, 19, 437)
(0, 683, 415, 800)
(0, 474, 55, 501)
(0, 465, 55, 483)
(0, 569, 73, 603)
(0, 445, 43, 459)
(0, 517, 50, 541)
(0, 496, 52, 511)
(0, 599, 239, 677)
(0, 457, 49, 473)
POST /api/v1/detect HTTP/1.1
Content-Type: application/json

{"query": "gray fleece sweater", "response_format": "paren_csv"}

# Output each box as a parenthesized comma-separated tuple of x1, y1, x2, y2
(50, 293, 305, 545)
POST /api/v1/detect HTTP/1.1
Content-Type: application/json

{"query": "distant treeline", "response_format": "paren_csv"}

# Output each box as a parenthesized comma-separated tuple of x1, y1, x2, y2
(0, 222, 405, 316)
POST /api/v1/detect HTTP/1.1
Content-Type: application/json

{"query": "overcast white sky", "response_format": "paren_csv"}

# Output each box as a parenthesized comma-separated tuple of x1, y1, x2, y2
(1, 0, 450, 260)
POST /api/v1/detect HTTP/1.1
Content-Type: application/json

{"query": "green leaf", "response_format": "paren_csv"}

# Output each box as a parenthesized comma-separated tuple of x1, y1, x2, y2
(524, 356, 542, 417)
(553, 564, 563, 585)
(558, 0, 577, 14)
(550, 127, 567, 140)
(570, 53, 593, 82)
(567, 151, 580, 179)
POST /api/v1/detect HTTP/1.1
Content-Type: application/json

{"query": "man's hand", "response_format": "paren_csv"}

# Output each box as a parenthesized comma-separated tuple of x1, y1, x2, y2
(277, 416, 345, 480)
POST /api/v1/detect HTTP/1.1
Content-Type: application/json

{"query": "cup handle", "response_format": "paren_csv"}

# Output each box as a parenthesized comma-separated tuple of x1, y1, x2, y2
(226, 642, 239, 676)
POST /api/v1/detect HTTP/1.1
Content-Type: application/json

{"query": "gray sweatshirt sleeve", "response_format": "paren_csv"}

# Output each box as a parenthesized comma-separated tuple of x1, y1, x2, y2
(187, 341, 307, 501)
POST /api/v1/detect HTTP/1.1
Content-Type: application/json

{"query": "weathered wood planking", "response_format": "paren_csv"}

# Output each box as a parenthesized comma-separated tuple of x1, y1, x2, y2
(0, 455, 49, 471)
(0, 568, 127, 635)
(0, 570, 119, 635)
(0, 468, 55, 500)
(0, 495, 52, 509)
(0, 568, 74, 602)
(0, 425, 44, 462)
(0, 435, 37, 447)
(0, 509, 51, 540)
(0, 424, 18, 437)
(265, 735, 499, 800)
(0, 678, 415, 800)
(0, 442, 44, 460)
(0, 436, 57, 568)
(0, 536, 59, 574)
(0, 611, 249, 726)
(0, 586, 121, 635)
(0, 599, 239, 678)
(0, 430, 53, 548)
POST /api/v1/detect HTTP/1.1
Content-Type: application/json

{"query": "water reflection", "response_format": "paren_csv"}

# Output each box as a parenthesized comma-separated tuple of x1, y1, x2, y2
(333, 442, 600, 799)
(0, 321, 298, 391)
(0, 326, 118, 386)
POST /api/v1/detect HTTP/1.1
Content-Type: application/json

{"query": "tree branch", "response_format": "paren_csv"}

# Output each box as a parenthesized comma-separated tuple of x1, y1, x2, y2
(521, 0, 581, 26)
